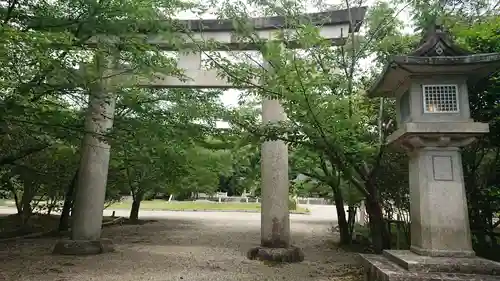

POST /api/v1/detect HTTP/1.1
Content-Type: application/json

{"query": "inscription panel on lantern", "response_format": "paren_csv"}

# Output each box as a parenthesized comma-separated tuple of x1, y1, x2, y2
(432, 156, 454, 181)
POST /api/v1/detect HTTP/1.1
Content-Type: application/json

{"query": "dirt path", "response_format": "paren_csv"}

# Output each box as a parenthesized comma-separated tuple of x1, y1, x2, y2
(0, 212, 362, 281)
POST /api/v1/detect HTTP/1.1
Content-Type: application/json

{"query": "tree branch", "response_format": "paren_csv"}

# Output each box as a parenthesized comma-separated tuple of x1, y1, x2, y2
(0, 144, 51, 166)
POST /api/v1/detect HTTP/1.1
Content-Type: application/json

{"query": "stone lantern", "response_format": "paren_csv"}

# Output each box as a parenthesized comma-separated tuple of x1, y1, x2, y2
(360, 24, 500, 281)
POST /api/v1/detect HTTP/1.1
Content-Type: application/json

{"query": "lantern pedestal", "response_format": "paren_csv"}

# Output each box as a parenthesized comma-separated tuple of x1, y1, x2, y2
(389, 123, 489, 257)
(359, 128, 500, 281)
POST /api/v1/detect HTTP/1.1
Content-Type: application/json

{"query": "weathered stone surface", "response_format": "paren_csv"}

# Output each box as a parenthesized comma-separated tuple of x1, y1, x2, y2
(247, 246, 304, 263)
(52, 238, 114, 255)
(260, 97, 291, 250)
(384, 250, 500, 275)
(359, 253, 500, 281)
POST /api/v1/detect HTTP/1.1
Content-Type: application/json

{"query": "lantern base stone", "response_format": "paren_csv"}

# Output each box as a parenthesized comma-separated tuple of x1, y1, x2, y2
(359, 250, 500, 281)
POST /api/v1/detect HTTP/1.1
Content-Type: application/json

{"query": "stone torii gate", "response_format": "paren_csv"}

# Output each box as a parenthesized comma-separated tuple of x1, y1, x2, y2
(52, 7, 367, 262)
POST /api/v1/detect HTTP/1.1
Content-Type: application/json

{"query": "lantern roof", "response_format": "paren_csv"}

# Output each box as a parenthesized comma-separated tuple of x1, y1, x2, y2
(367, 24, 500, 98)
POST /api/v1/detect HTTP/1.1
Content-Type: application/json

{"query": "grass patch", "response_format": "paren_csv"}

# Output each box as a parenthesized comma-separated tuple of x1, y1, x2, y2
(109, 200, 310, 214)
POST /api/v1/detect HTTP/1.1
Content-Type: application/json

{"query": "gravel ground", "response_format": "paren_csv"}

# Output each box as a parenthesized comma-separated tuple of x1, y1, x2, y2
(0, 211, 363, 281)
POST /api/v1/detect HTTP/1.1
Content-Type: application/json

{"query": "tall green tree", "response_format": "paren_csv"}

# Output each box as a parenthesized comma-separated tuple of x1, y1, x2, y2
(0, 0, 207, 229)
(454, 15, 500, 259)
(110, 87, 228, 220)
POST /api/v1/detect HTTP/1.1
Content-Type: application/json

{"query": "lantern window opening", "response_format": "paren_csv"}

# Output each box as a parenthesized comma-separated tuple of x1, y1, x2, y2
(422, 84, 459, 113)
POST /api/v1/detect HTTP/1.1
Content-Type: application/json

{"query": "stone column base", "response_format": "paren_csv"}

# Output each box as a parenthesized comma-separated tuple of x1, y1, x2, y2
(247, 246, 304, 263)
(359, 250, 500, 281)
(53, 238, 114, 255)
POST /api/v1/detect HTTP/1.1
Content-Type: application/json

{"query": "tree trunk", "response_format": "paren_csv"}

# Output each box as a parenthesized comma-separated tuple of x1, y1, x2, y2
(129, 191, 143, 222)
(58, 170, 78, 232)
(332, 186, 351, 245)
(20, 185, 34, 226)
(8, 185, 22, 214)
(14, 193, 22, 214)
(4, 175, 22, 214)
(365, 195, 390, 253)
(347, 204, 357, 236)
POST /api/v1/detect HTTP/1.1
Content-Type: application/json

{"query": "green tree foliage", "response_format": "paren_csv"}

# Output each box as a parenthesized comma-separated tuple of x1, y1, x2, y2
(218, 141, 261, 196)
(109, 86, 229, 220)
(0, 0, 237, 228)
(452, 16, 500, 259)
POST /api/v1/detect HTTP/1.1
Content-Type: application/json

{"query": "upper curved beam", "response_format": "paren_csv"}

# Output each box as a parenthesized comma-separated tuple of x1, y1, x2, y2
(152, 7, 368, 50)
(9, 7, 367, 50)
(138, 7, 366, 50)
(178, 7, 367, 32)
(16, 7, 366, 32)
